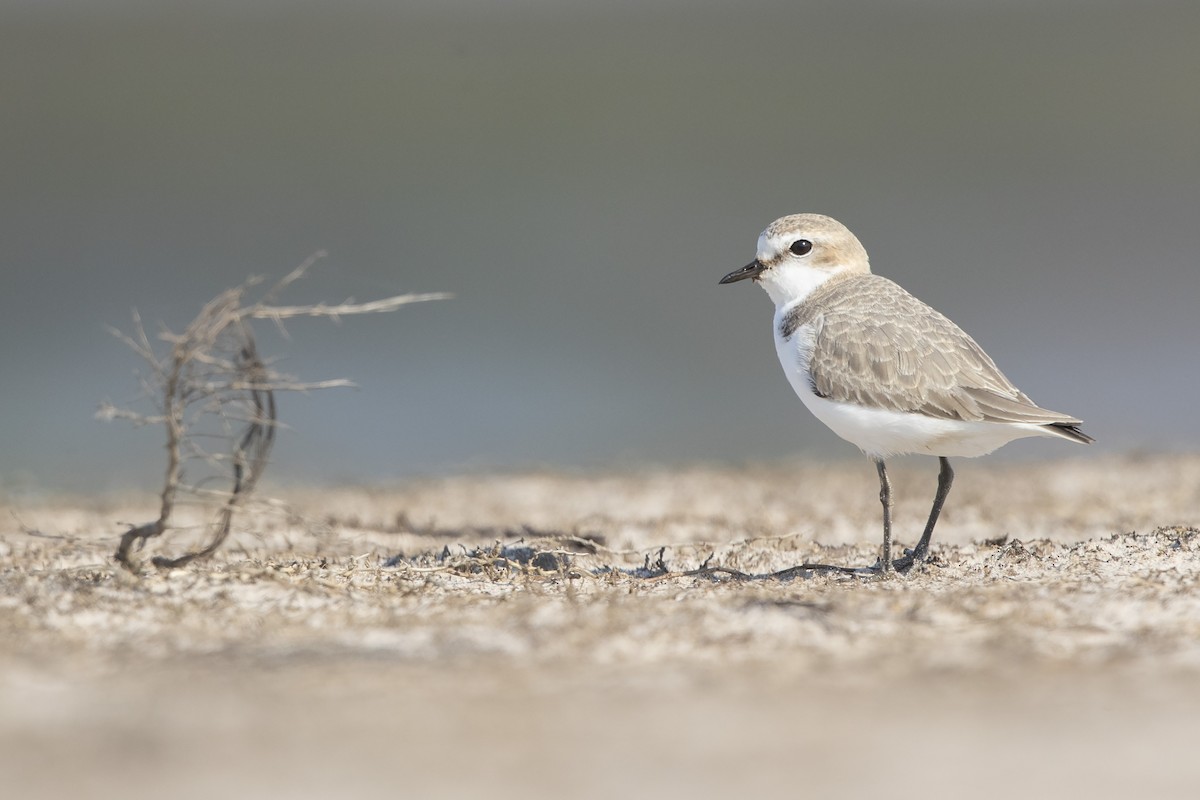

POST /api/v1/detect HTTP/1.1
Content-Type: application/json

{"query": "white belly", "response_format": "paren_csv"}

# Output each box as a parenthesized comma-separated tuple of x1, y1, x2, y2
(774, 320, 1052, 459)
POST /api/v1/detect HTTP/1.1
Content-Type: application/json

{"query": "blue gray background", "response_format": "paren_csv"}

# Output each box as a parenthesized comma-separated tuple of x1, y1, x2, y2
(3, 1, 1198, 492)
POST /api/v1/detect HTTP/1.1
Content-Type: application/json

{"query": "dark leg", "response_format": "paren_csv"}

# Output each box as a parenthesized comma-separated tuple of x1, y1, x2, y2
(911, 456, 954, 564)
(875, 458, 893, 574)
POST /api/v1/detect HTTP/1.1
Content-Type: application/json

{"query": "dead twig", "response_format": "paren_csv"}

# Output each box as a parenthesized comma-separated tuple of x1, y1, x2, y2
(100, 253, 449, 572)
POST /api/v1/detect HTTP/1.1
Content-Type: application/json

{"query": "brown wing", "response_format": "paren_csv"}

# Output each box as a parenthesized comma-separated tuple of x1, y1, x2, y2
(803, 275, 1084, 426)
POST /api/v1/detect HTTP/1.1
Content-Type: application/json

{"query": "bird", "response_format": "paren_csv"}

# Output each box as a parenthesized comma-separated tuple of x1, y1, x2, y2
(719, 213, 1092, 574)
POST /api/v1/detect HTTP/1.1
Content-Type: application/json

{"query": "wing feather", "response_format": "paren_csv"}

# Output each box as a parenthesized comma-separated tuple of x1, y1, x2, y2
(800, 275, 1083, 426)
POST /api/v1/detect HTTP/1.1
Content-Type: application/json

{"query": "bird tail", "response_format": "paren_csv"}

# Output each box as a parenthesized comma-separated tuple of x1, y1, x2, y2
(1042, 423, 1094, 445)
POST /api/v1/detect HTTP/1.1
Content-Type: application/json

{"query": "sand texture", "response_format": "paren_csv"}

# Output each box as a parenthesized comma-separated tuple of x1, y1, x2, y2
(3, 455, 1200, 799)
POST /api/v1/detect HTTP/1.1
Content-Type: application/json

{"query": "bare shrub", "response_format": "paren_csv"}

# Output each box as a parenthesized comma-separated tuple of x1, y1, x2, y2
(98, 252, 449, 572)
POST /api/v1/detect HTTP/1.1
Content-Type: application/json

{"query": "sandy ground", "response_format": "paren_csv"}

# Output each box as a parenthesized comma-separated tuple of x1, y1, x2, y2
(3, 454, 1200, 799)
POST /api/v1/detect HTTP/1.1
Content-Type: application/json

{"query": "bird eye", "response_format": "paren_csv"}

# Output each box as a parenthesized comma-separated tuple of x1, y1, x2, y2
(789, 239, 813, 256)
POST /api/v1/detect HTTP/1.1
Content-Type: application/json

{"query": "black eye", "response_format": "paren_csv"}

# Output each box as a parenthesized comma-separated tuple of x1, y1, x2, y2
(789, 239, 813, 256)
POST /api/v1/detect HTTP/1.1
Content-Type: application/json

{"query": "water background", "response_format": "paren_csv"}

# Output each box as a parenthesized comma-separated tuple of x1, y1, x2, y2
(3, 1, 1198, 491)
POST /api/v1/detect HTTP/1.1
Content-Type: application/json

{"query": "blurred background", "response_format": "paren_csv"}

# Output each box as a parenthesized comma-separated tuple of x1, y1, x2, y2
(2, 0, 1198, 493)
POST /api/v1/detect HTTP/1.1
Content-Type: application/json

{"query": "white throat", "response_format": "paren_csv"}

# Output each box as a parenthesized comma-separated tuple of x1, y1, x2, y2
(757, 263, 842, 309)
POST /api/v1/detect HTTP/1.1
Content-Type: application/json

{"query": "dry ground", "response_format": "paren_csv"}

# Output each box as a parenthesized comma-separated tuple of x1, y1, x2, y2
(3, 454, 1200, 799)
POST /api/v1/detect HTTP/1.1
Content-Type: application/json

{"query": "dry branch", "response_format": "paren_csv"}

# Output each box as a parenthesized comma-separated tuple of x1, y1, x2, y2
(100, 254, 449, 572)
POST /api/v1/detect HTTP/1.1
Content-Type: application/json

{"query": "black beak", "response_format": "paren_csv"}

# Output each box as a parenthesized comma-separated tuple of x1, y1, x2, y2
(719, 259, 766, 285)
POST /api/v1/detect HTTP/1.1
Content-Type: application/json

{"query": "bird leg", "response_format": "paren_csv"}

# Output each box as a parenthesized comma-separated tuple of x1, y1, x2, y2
(910, 456, 954, 565)
(874, 458, 893, 574)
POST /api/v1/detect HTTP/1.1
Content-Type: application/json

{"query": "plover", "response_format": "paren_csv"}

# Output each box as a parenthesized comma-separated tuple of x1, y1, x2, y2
(719, 213, 1092, 574)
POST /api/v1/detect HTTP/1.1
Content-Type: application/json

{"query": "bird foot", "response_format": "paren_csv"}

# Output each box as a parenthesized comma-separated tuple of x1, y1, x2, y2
(865, 548, 931, 577)
(892, 547, 935, 574)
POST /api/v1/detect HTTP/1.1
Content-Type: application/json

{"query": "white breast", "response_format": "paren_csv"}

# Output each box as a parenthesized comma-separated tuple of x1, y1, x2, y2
(771, 311, 1055, 459)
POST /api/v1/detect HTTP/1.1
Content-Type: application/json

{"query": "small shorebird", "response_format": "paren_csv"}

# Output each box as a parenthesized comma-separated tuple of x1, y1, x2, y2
(720, 213, 1092, 574)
